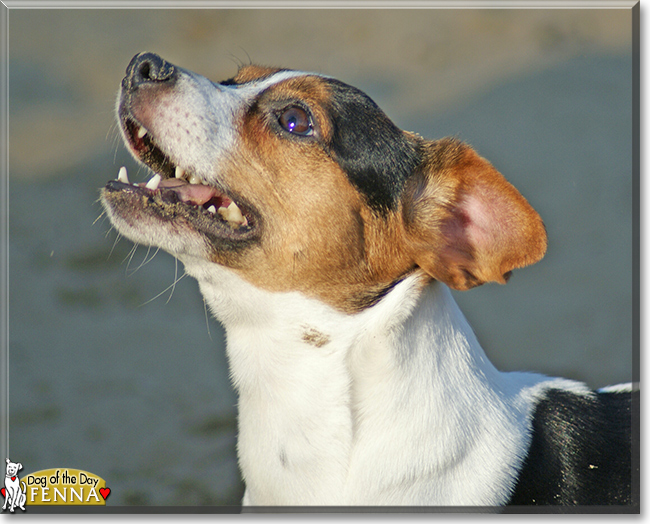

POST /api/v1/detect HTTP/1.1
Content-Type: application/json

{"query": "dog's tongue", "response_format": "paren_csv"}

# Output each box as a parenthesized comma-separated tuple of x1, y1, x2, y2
(159, 178, 222, 206)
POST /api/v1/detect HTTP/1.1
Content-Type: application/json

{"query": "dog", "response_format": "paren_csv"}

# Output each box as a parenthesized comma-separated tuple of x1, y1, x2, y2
(101, 52, 636, 507)
(3, 459, 26, 512)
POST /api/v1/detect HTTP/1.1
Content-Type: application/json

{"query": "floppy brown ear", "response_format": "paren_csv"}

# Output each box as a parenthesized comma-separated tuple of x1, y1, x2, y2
(403, 138, 547, 291)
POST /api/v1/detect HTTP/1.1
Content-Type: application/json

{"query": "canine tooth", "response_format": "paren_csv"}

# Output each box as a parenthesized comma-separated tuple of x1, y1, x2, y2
(188, 174, 202, 185)
(218, 201, 245, 225)
(117, 166, 129, 184)
(207, 205, 217, 214)
(137, 126, 147, 139)
(226, 201, 244, 223)
(175, 166, 184, 179)
(145, 173, 161, 190)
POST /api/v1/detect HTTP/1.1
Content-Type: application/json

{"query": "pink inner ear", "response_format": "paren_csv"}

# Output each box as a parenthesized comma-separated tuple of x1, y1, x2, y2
(434, 180, 543, 289)
(459, 182, 524, 259)
(434, 193, 495, 288)
(460, 191, 499, 253)
(406, 139, 547, 290)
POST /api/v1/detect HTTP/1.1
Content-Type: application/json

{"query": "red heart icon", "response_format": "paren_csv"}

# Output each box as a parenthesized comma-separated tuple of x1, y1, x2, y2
(10, 477, 15, 481)
(1, 487, 5, 498)
(99, 487, 111, 500)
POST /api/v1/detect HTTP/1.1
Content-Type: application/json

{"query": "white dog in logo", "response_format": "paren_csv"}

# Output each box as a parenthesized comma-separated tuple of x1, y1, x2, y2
(3, 458, 26, 512)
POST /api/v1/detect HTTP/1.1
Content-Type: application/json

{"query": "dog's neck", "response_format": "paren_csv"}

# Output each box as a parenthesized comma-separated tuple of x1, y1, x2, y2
(184, 261, 577, 505)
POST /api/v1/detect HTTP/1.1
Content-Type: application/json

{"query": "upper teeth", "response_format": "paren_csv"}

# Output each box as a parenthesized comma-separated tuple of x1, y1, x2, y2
(137, 126, 147, 139)
(115, 166, 204, 187)
(218, 201, 247, 227)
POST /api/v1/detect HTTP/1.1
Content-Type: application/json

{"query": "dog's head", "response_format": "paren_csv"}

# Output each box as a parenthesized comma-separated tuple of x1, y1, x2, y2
(102, 52, 546, 313)
(5, 459, 22, 477)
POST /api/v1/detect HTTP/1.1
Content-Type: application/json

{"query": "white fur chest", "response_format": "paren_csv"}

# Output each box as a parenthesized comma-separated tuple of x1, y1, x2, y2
(182, 263, 571, 506)
(185, 260, 358, 505)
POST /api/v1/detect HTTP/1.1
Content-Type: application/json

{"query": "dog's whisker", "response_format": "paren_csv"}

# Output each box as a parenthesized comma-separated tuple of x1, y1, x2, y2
(164, 257, 181, 304)
(139, 268, 187, 308)
(202, 296, 212, 341)
(92, 210, 107, 226)
(106, 231, 123, 260)
(135, 246, 160, 271)
(124, 244, 139, 272)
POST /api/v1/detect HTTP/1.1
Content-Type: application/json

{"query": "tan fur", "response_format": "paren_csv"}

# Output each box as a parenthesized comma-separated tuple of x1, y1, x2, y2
(244, 75, 336, 140)
(195, 76, 412, 313)
(231, 65, 284, 84)
(208, 125, 545, 310)
(211, 132, 408, 313)
(109, 66, 546, 312)
(403, 138, 547, 291)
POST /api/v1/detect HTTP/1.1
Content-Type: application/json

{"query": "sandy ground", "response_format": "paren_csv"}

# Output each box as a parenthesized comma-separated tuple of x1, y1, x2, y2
(6, 7, 635, 508)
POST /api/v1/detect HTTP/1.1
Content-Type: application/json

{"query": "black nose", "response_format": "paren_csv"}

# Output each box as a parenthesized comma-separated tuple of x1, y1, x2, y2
(122, 52, 176, 91)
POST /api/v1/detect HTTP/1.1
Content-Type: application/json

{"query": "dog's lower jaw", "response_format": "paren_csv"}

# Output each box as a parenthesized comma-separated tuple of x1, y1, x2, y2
(183, 261, 589, 506)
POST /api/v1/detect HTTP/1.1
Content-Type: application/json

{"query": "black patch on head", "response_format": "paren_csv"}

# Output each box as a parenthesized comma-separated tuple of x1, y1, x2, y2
(325, 79, 421, 213)
(506, 388, 638, 507)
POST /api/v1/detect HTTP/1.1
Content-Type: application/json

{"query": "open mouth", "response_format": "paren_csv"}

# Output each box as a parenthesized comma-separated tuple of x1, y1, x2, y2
(107, 116, 256, 235)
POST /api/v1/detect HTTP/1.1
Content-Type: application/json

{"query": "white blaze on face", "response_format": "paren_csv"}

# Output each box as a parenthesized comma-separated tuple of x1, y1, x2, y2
(129, 68, 316, 187)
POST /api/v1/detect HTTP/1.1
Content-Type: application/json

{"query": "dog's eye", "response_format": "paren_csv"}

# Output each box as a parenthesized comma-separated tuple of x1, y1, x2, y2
(278, 106, 313, 136)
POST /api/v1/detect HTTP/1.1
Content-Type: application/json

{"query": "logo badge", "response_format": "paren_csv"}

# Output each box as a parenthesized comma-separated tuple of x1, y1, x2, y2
(2, 459, 111, 511)
(2, 459, 26, 513)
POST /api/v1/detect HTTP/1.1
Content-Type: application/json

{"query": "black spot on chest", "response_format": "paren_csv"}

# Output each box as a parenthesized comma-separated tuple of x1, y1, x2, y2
(279, 448, 288, 468)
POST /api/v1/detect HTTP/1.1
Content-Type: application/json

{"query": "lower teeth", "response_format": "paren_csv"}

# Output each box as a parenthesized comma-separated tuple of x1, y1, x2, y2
(114, 166, 248, 229)
(117, 166, 129, 184)
(145, 173, 162, 190)
(218, 201, 246, 226)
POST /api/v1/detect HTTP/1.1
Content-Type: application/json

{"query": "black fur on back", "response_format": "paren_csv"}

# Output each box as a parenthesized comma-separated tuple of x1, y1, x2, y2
(507, 388, 639, 507)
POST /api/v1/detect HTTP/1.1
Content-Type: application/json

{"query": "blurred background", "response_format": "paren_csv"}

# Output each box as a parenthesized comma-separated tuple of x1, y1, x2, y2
(7, 7, 635, 507)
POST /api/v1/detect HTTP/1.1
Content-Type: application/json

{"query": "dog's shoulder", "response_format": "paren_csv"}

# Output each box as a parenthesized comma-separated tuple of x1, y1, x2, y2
(507, 386, 638, 506)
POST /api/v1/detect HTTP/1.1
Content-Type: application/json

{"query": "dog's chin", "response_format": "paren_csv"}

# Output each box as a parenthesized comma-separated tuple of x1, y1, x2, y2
(101, 113, 261, 255)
